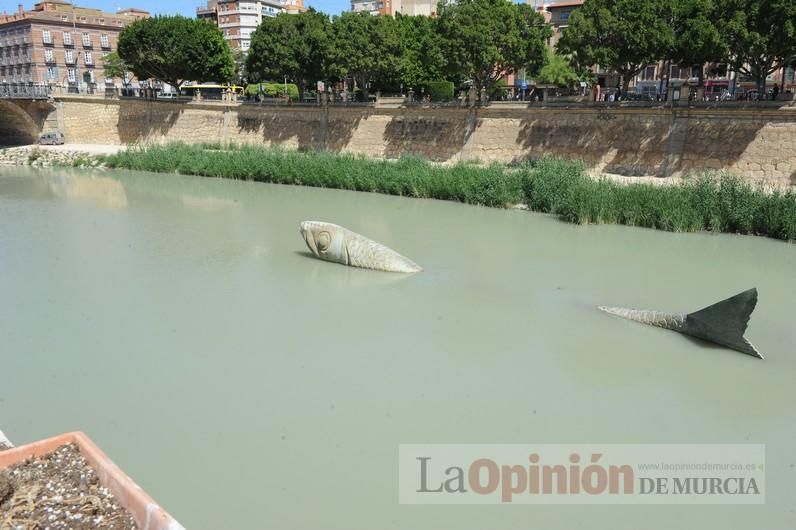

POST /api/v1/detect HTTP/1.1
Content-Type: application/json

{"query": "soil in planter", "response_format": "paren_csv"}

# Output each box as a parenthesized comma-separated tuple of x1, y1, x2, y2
(0, 443, 138, 529)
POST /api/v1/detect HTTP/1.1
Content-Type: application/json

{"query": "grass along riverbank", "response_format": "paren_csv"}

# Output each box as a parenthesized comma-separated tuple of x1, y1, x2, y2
(101, 143, 796, 242)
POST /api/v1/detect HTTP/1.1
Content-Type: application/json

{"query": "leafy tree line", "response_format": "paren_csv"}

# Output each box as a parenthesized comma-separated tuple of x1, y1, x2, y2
(116, 15, 234, 91)
(246, 0, 552, 101)
(558, 0, 796, 94)
(112, 0, 794, 100)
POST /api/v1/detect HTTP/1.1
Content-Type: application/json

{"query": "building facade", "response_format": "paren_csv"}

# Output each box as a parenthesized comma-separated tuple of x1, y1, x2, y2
(0, 0, 147, 90)
(350, 0, 438, 17)
(197, 0, 304, 51)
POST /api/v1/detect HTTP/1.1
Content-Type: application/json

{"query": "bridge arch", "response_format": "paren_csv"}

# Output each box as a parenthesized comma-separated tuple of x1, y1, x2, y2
(0, 100, 46, 146)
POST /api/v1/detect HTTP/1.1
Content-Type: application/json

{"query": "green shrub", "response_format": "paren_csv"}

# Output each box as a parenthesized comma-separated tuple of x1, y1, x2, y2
(244, 82, 299, 101)
(418, 81, 455, 102)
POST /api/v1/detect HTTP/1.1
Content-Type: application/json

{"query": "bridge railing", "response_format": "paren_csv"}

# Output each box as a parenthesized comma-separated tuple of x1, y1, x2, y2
(0, 83, 52, 99)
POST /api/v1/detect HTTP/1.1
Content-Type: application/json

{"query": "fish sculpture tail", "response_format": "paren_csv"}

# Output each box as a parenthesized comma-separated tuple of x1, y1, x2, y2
(345, 231, 422, 273)
(599, 289, 762, 359)
(597, 306, 686, 331)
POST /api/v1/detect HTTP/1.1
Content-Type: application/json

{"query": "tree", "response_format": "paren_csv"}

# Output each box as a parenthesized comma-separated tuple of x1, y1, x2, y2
(246, 9, 331, 100)
(557, 0, 675, 93)
(102, 51, 130, 87)
(232, 48, 247, 85)
(328, 12, 401, 101)
(716, 0, 796, 94)
(117, 15, 234, 91)
(669, 0, 723, 92)
(535, 49, 579, 87)
(437, 0, 550, 92)
(394, 13, 447, 90)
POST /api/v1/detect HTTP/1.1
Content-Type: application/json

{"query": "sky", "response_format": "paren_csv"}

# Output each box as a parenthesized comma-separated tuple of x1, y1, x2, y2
(4, 0, 350, 17)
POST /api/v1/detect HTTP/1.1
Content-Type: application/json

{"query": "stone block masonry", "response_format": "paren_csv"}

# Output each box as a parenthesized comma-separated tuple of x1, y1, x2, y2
(54, 97, 796, 186)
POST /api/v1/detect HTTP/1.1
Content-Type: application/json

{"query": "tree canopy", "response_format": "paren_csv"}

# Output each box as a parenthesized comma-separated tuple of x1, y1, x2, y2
(668, 0, 723, 81)
(246, 9, 331, 98)
(716, 0, 796, 92)
(437, 0, 550, 91)
(557, 0, 675, 92)
(393, 13, 447, 89)
(535, 49, 580, 87)
(102, 51, 130, 85)
(117, 15, 234, 90)
(327, 11, 402, 100)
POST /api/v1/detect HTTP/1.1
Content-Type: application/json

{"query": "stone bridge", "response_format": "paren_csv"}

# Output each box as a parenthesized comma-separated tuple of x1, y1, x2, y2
(0, 99, 58, 146)
(0, 85, 57, 145)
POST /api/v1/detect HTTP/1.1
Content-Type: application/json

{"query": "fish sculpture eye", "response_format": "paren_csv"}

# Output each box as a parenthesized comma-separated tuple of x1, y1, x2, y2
(317, 231, 331, 253)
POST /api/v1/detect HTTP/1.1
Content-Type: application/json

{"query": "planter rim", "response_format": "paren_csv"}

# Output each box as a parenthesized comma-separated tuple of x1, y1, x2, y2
(0, 431, 184, 530)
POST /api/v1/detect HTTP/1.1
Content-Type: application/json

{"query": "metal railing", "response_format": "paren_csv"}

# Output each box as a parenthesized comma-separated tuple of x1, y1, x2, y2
(0, 83, 52, 99)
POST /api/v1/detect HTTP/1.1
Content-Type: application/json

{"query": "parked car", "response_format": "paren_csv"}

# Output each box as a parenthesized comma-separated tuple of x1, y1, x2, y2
(39, 131, 65, 145)
(156, 92, 177, 100)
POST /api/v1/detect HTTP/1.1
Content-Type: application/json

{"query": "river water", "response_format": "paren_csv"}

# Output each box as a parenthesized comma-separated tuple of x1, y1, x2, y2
(1, 167, 794, 529)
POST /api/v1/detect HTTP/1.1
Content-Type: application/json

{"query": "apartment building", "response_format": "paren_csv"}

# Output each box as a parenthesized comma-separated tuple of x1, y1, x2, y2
(350, 0, 438, 17)
(0, 0, 147, 89)
(197, 0, 304, 51)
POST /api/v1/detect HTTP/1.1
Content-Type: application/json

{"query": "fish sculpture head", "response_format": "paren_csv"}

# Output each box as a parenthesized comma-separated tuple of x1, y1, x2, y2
(300, 221, 346, 264)
(300, 220, 422, 273)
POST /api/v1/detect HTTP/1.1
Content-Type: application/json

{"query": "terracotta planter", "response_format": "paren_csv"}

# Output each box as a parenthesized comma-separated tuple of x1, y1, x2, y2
(0, 431, 183, 530)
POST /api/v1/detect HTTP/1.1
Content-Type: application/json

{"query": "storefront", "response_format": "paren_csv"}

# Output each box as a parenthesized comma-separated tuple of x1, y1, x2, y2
(703, 79, 731, 100)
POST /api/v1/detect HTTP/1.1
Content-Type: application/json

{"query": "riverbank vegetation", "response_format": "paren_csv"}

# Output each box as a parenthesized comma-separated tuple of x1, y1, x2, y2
(101, 143, 796, 241)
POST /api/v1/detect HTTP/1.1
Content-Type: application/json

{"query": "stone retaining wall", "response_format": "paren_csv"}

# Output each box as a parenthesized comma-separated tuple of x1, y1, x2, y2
(50, 97, 796, 186)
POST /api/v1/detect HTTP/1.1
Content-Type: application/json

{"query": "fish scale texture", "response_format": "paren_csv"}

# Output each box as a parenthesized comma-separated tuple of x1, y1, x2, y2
(344, 230, 422, 273)
(599, 307, 686, 331)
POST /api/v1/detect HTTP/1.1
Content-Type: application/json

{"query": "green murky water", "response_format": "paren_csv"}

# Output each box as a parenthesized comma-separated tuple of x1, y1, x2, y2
(1, 167, 794, 529)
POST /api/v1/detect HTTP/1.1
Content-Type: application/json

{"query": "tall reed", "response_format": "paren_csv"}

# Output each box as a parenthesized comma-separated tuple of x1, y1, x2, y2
(102, 143, 796, 242)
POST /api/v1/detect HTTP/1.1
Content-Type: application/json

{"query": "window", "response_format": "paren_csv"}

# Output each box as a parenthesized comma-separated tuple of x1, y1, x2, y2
(641, 65, 657, 81)
(61, 15, 68, 21)
(46, 66, 57, 80)
(709, 63, 728, 78)
(669, 64, 683, 80)
(100, 34, 109, 48)
(44, 48, 54, 63)
(84, 51, 93, 65)
(42, 30, 52, 44)
(785, 67, 795, 84)
(65, 49, 74, 64)
(63, 31, 72, 45)
(67, 67, 76, 82)
(82, 32, 91, 46)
